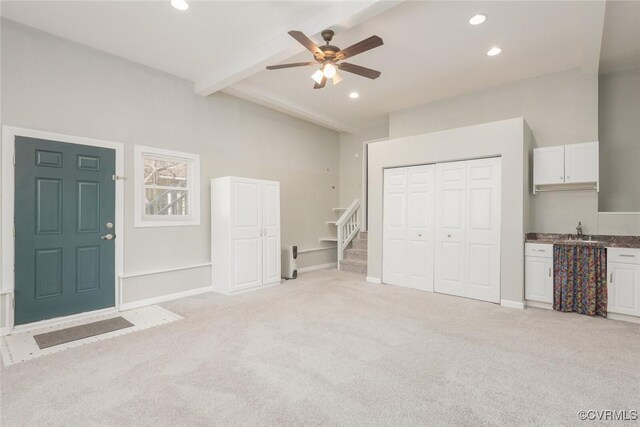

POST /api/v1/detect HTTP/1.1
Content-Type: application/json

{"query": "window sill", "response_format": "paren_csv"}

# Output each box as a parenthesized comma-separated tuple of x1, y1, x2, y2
(134, 219, 201, 228)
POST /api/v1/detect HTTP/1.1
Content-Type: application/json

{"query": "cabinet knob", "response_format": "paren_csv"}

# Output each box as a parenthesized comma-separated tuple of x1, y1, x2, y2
(418, 233, 422, 237)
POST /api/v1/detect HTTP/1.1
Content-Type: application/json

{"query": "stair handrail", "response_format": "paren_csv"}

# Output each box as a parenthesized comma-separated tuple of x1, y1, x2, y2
(336, 199, 361, 269)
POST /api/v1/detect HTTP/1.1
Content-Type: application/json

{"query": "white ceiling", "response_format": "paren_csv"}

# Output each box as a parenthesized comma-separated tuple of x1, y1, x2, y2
(2, 1, 609, 132)
(599, 0, 640, 75)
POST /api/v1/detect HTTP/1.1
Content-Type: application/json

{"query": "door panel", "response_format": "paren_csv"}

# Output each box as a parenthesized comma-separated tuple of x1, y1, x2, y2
(406, 165, 435, 290)
(15, 137, 116, 325)
(231, 179, 262, 290)
(262, 182, 281, 285)
(465, 158, 501, 303)
(383, 168, 407, 286)
(435, 161, 467, 297)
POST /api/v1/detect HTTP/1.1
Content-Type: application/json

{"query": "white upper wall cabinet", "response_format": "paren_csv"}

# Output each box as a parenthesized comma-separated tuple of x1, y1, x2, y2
(533, 141, 598, 193)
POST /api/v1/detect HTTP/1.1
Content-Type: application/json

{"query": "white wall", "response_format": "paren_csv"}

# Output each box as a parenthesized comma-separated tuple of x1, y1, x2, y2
(368, 118, 531, 304)
(0, 20, 340, 321)
(598, 66, 640, 212)
(389, 67, 600, 235)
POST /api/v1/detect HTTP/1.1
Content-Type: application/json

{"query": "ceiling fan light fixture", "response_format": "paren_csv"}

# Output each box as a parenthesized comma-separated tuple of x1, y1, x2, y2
(311, 69, 324, 84)
(332, 73, 343, 85)
(322, 63, 337, 79)
(469, 14, 487, 25)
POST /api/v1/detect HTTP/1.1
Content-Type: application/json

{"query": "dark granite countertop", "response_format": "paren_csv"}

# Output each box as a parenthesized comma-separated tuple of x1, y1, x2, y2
(525, 233, 640, 249)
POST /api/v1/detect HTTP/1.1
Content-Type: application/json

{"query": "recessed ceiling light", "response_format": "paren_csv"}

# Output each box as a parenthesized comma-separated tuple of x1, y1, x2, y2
(469, 14, 487, 25)
(349, 92, 360, 99)
(171, 0, 189, 11)
(487, 47, 502, 56)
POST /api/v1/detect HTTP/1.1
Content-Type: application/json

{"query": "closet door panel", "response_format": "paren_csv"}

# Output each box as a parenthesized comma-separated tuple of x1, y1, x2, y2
(231, 179, 263, 290)
(406, 165, 435, 291)
(465, 158, 501, 303)
(435, 162, 467, 297)
(383, 168, 407, 286)
(262, 182, 281, 285)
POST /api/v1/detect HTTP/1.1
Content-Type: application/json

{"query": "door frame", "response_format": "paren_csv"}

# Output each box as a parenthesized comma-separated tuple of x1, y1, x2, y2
(1, 126, 125, 333)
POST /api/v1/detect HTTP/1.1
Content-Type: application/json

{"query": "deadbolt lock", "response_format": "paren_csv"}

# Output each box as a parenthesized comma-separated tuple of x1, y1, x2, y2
(106, 222, 114, 229)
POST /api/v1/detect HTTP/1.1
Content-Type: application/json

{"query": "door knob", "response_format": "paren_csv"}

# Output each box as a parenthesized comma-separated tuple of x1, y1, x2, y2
(418, 234, 422, 237)
(447, 234, 452, 238)
(101, 233, 115, 240)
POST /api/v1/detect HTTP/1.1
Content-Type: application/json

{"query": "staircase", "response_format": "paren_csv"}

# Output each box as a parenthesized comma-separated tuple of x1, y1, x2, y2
(339, 231, 368, 274)
(319, 199, 367, 274)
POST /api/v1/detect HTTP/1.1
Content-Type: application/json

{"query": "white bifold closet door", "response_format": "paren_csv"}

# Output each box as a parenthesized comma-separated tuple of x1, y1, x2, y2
(434, 157, 501, 303)
(383, 165, 436, 291)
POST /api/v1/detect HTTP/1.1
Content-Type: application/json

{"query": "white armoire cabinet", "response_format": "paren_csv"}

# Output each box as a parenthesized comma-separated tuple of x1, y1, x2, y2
(211, 177, 281, 295)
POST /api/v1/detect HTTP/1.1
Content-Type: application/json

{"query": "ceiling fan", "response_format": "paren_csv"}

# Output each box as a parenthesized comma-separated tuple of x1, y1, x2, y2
(266, 29, 383, 89)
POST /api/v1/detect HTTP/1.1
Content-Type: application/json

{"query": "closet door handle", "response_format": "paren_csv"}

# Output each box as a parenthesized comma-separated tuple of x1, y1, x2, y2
(609, 273, 613, 283)
(548, 267, 552, 277)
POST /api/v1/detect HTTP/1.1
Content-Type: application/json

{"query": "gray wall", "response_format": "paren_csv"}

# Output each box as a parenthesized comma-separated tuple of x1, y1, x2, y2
(338, 123, 388, 207)
(598, 66, 640, 212)
(368, 118, 531, 304)
(389, 67, 600, 235)
(0, 20, 340, 320)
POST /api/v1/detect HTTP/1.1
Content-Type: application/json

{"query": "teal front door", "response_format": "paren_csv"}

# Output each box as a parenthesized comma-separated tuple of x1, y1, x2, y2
(14, 136, 116, 325)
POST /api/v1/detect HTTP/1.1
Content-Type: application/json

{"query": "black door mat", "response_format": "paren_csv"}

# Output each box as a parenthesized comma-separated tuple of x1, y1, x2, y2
(33, 317, 134, 349)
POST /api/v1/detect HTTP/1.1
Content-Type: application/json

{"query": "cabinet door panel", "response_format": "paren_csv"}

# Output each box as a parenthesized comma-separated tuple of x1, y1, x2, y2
(525, 257, 553, 303)
(608, 262, 640, 316)
(534, 146, 565, 185)
(565, 142, 598, 184)
(231, 179, 262, 290)
(262, 182, 281, 285)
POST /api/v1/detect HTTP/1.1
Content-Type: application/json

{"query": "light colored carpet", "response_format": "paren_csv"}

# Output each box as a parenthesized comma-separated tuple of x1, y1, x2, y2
(1, 269, 638, 426)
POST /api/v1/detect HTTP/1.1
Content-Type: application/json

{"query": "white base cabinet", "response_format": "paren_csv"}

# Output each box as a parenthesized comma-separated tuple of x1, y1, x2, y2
(607, 248, 640, 317)
(524, 243, 553, 304)
(211, 177, 281, 295)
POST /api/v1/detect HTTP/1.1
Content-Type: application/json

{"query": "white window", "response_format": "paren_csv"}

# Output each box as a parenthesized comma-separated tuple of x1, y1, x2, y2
(134, 145, 200, 227)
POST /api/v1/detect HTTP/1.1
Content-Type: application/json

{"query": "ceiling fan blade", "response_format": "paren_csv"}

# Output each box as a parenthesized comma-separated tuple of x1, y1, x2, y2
(266, 62, 316, 70)
(337, 63, 381, 80)
(313, 76, 327, 89)
(336, 35, 383, 60)
(288, 30, 324, 59)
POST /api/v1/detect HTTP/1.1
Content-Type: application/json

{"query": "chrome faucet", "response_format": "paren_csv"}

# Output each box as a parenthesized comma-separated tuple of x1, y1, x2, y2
(576, 221, 583, 239)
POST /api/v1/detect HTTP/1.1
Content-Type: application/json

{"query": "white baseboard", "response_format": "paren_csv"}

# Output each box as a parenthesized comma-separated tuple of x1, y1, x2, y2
(298, 262, 337, 273)
(119, 286, 214, 311)
(608, 312, 640, 324)
(500, 299, 524, 309)
(366, 276, 381, 284)
(525, 300, 552, 310)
